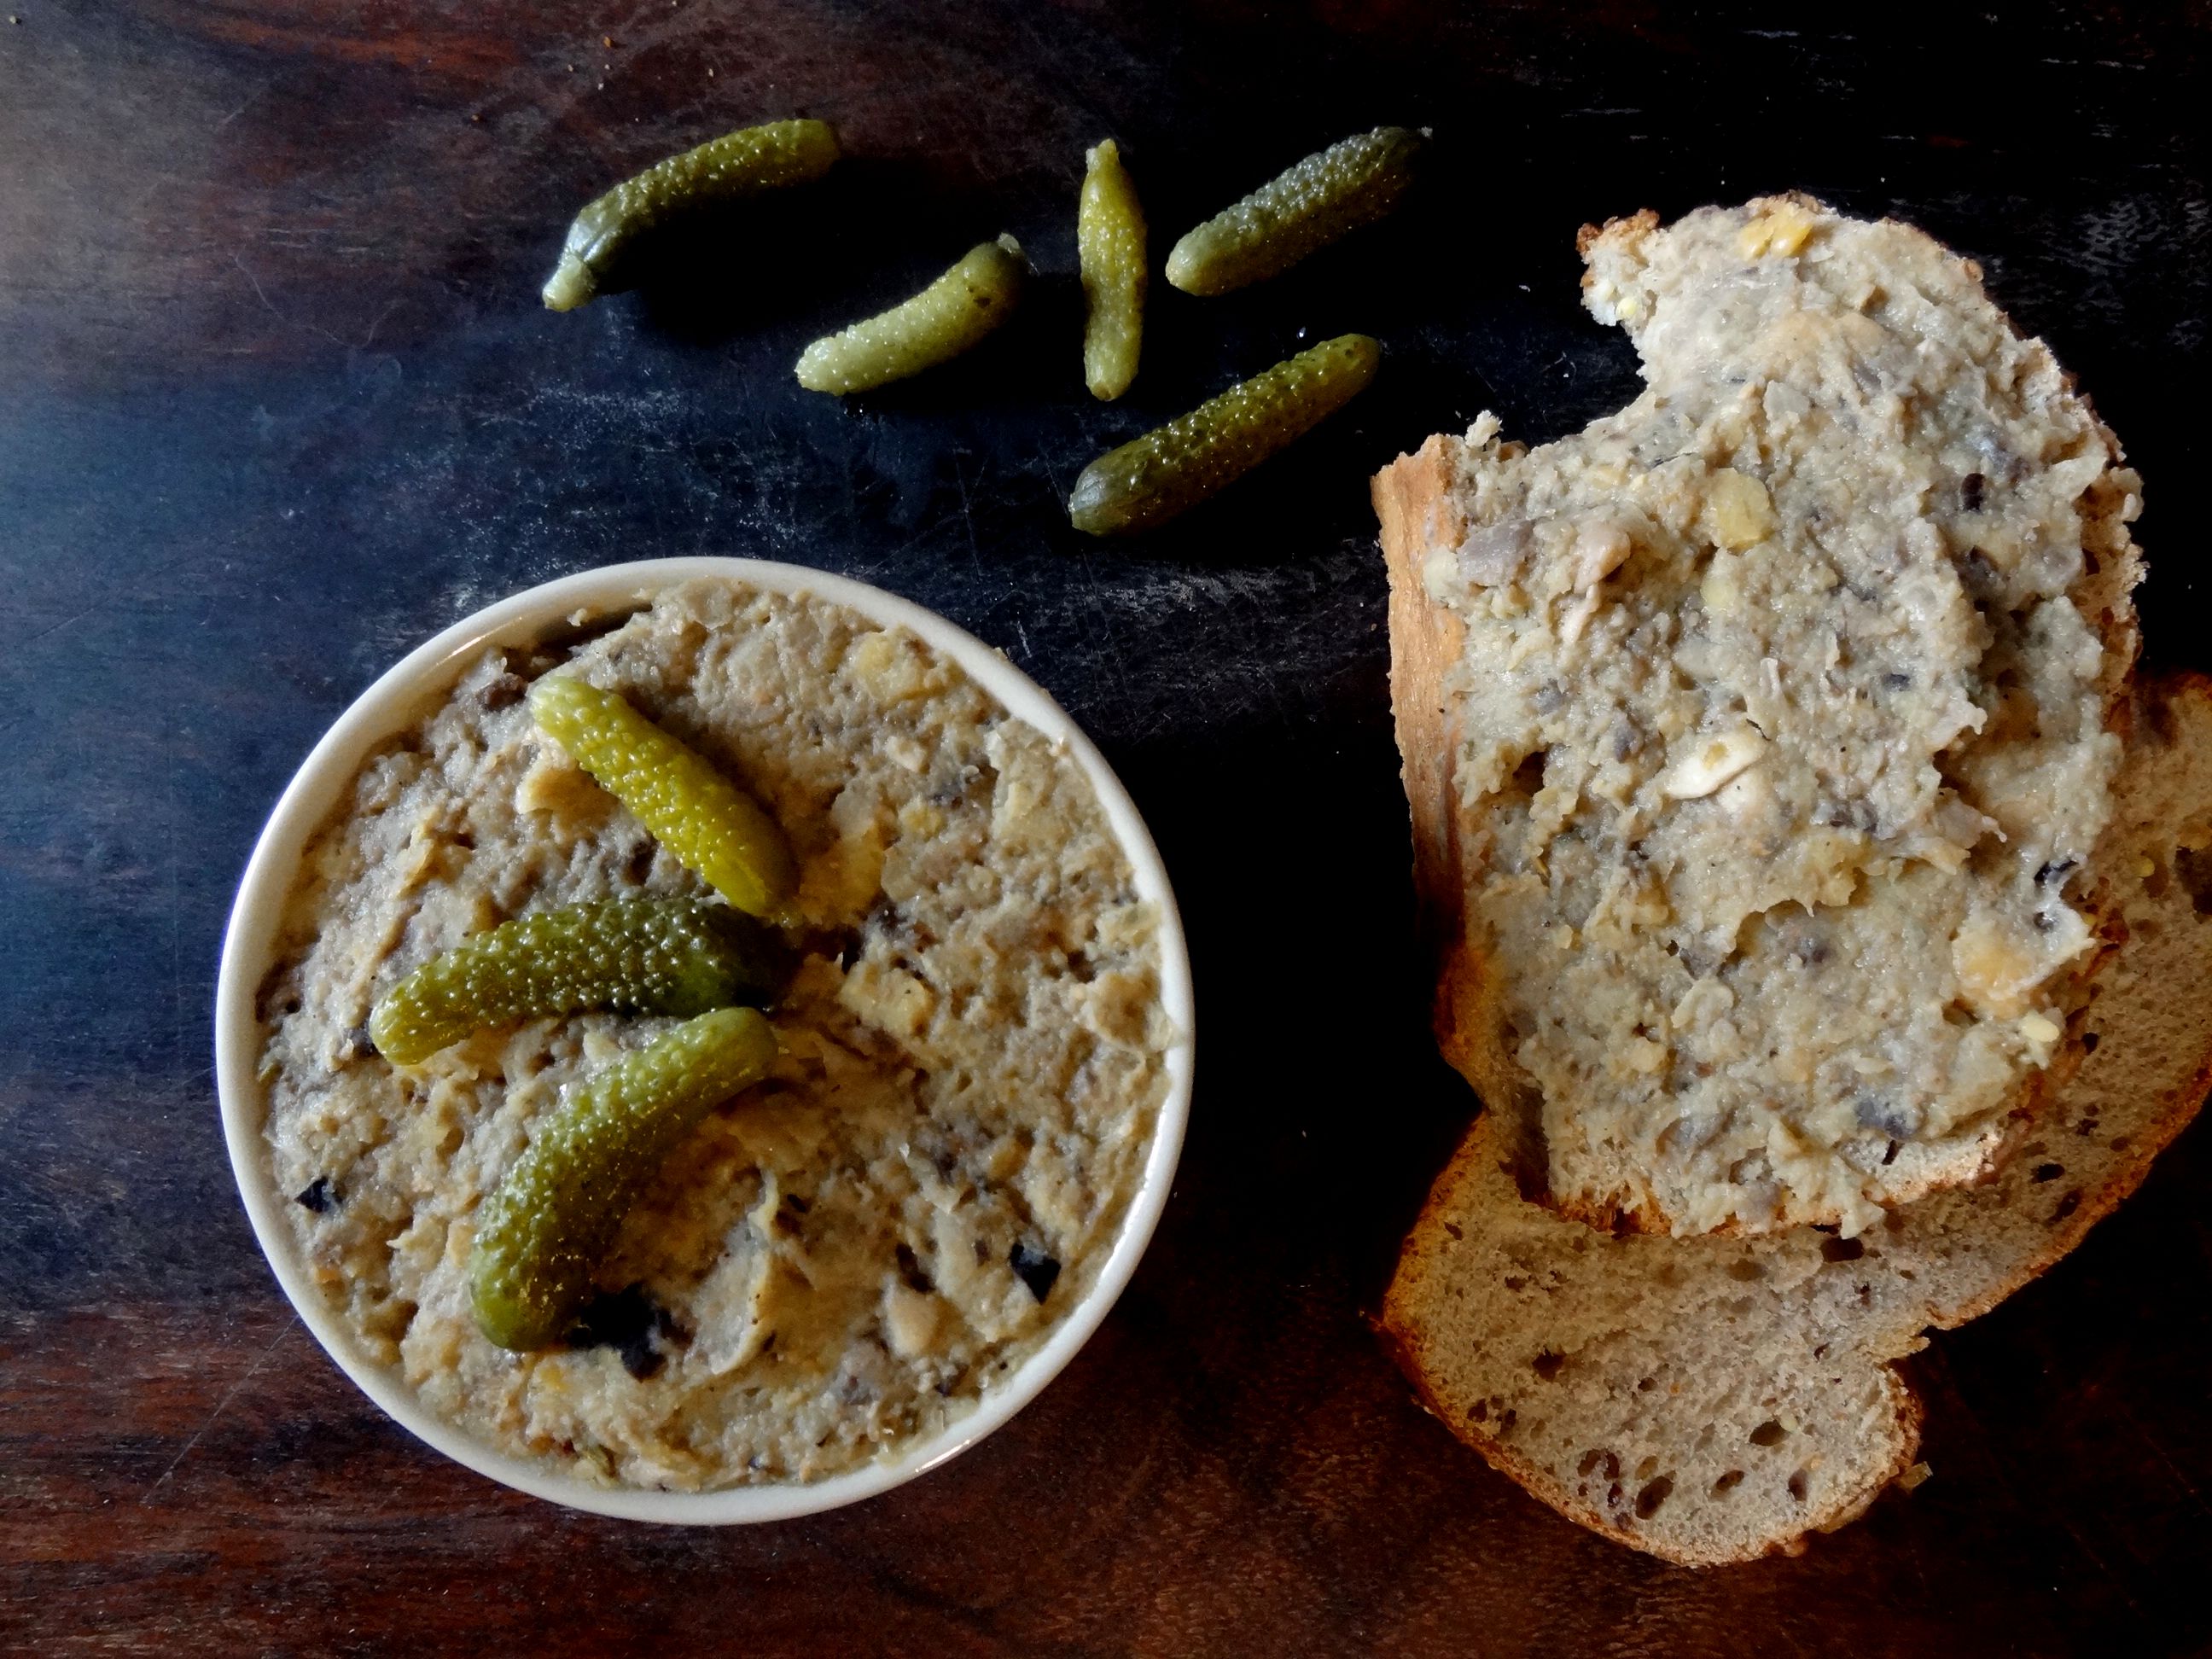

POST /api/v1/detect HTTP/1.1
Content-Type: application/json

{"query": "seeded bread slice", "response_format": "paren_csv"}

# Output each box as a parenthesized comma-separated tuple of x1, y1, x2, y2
(1377, 670, 2212, 1565)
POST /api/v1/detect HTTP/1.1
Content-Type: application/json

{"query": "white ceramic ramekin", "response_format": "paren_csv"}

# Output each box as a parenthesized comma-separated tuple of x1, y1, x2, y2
(213, 557, 1195, 1523)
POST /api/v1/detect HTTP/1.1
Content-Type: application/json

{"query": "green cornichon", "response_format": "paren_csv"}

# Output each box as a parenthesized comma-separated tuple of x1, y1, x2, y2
(528, 676, 798, 918)
(1164, 126, 1423, 297)
(795, 236, 1027, 393)
(470, 1006, 778, 1351)
(366, 895, 786, 1066)
(1078, 139, 1147, 401)
(542, 119, 841, 312)
(1067, 334, 1380, 535)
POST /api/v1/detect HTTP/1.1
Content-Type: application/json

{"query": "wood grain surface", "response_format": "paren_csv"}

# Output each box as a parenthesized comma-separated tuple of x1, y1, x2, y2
(3, 2, 2209, 1652)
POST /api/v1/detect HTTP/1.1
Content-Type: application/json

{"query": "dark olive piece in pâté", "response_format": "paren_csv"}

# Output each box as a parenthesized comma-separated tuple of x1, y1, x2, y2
(568, 1284, 678, 1381)
(1009, 1242, 1061, 1301)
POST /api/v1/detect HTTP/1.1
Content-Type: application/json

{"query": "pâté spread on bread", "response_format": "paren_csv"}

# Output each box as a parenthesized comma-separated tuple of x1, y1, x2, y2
(254, 579, 1173, 1489)
(1378, 195, 2143, 1237)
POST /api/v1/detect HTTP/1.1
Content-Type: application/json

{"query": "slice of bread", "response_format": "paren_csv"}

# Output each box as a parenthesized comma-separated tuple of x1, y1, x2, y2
(1377, 670, 2212, 1565)
(1377, 197, 2144, 1235)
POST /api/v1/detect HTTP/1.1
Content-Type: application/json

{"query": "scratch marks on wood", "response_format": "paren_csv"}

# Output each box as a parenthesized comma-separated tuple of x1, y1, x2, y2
(231, 252, 346, 349)
(141, 1313, 299, 1504)
(949, 451, 987, 581)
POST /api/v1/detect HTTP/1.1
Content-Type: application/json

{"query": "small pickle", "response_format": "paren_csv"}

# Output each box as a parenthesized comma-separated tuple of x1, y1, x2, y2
(470, 1006, 777, 1350)
(795, 236, 1027, 393)
(1068, 333, 1379, 535)
(528, 677, 797, 917)
(367, 895, 785, 1066)
(1078, 139, 1147, 400)
(542, 119, 840, 312)
(1165, 126, 1423, 297)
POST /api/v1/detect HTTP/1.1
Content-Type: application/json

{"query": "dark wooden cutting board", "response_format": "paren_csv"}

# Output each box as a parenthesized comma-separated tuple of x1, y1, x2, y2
(3, 2, 2208, 1651)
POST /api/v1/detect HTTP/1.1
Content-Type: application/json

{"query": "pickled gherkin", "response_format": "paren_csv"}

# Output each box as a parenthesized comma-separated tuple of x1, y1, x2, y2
(542, 119, 840, 312)
(470, 1006, 778, 1351)
(1068, 334, 1379, 535)
(796, 236, 1027, 393)
(1078, 140, 1147, 401)
(1165, 126, 1423, 297)
(528, 677, 797, 917)
(367, 895, 785, 1066)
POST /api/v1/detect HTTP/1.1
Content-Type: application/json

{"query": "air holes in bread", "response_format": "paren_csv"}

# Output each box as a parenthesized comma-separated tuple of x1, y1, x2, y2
(2172, 846, 2212, 916)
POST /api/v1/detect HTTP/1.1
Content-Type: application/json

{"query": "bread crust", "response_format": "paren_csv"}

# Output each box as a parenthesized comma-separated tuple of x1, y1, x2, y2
(1375, 435, 1527, 1121)
(1374, 434, 1466, 970)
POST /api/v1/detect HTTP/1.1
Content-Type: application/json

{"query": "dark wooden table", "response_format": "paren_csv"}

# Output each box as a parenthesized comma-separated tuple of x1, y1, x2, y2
(4, 3, 2209, 1652)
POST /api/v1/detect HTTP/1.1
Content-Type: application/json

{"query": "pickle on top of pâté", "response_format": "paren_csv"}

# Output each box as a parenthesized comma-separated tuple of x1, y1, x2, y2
(367, 894, 786, 1066)
(542, 119, 841, 312)
(795, 236, 1028, 394)
(1067, 333, 1380, 535)
(1165, 126, 1423, 298)
(1078, 140, 1147, 401)
(469, 1005, 778, 1351)
(528, 676, 798, 918)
